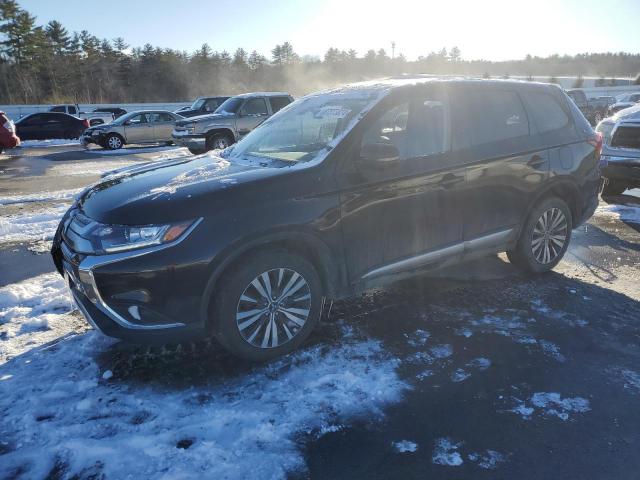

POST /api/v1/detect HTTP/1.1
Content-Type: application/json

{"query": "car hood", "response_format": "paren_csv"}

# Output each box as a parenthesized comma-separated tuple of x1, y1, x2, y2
(78, 153, 283, 224)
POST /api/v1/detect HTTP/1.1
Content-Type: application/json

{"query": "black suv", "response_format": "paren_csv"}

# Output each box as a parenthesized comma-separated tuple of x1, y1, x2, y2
(52, 79, 602, 361)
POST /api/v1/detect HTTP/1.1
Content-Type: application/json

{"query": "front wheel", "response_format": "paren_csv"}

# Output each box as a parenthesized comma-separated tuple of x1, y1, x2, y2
(507, 197, 572, 274)
(205, 133, 233, 152)
(212, 250, 323, 361)
(106, 134, 123, 150)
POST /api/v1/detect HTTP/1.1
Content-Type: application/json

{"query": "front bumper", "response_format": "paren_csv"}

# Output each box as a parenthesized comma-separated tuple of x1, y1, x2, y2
(601, 157, 640, 184)
(51, 214, 209, 344)
(172, 132, 206, 151)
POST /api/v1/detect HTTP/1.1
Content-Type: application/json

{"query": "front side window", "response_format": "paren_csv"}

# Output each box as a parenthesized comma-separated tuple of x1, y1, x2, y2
(50, 106, 65, 113)
(466, 90, 529, 146)
(215, 97, 243, 115)
(269, 96, 292, 114)
(227, 91, 379, 163)
(204, 98, 222, 112)
(362, 92, 450, 160)
(69, 106, 77, 114)
(241, 98, 268, 116)
(150, 112, 174, 122)
(127, 113, 150, 125)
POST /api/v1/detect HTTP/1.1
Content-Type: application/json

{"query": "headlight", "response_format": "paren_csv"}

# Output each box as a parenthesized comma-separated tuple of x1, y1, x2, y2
(91, 219, 200, 254)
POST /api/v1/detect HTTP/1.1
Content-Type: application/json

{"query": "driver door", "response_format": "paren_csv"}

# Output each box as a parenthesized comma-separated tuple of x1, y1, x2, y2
(124, 113, 153, 143)
(338, 87, 466, 283)
(236, 98, 269, 137)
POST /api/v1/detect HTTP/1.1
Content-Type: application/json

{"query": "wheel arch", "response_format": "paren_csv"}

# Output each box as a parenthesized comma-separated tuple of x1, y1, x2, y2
(204, 127, 236, 142)
(526, 177, 581, 227)
(199, 229, 346, 327)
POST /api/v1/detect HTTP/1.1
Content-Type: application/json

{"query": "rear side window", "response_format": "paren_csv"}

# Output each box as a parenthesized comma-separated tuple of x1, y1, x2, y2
(242, 98, 268, 115)
(611, 125, 640, 149)
(50, 106, 65, 113)
(269, 96, 292, 114)
(68, 106, 77, 114)
(521, 92, 570, 134)
(466, 90, 529, 146)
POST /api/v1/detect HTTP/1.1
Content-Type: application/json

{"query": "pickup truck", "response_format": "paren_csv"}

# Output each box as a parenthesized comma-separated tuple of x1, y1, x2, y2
(566, 89, 608, 126)
(48, 104, 113, 126)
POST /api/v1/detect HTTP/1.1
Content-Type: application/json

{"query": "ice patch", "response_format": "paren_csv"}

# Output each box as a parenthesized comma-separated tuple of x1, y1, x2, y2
(416, 369, 434, 381)
(0, 203, 68, 245)
(508, 392, 590, 421)
(0, 333, 407, 479)
(468, 450, 506, 469)
(432, 438, 463, 466)
(617, 368, 640, 394)
(430, 344, 453, 359)
(539, 340, 566, 362)
(451, 368, 471, 383)
(392, 440, 418, 453)
(405, 329, 430, 347)
(467, 357, 491, 370)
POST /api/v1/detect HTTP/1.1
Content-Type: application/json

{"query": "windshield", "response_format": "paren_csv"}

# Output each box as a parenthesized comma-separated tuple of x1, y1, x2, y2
(226, 91, 379, 164)
(214, 97, 243, 115)
(190, 98, 206, 110)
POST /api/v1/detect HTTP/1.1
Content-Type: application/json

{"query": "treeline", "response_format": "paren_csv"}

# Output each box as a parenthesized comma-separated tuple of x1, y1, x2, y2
(1, 0, 640, 104)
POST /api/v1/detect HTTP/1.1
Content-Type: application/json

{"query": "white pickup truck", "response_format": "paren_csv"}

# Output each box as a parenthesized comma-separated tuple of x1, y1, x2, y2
(48, 104, 114, 126)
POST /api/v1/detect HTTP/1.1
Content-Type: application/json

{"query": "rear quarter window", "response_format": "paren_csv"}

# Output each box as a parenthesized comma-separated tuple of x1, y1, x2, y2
(521, 91, 570, 134)
(269, 96, 292, 114)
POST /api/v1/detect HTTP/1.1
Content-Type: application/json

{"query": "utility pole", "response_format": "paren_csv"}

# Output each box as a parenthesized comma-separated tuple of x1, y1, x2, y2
(391, 41, 396, 60)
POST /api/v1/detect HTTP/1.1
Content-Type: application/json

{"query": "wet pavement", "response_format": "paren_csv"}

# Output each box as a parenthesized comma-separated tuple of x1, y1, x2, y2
(0, 144, 639, 479)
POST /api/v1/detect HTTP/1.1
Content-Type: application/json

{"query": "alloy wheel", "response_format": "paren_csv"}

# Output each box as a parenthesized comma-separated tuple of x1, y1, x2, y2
(530, 207, 568, 264)
(235, 268, 312, 349)
(213, 137, 229, 149)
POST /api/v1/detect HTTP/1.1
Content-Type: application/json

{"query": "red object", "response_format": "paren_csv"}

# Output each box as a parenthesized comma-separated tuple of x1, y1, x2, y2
(82, 119, 90, 129)
(588, 132, 603, 160)
(0, 111, 20, 149)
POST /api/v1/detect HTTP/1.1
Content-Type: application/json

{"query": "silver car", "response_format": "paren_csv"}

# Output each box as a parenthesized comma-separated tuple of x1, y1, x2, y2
(82, 110, 183, 150)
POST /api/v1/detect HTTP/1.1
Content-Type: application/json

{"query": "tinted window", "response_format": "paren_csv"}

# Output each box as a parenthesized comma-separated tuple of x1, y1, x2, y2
(521, 92, 570, 133)
(611, 125, 640, 149)
(150, 112, 174, 122)
(242, 98, 268, 115)
(269, 96, 292, 114)
(362, 92, 450, 160)
(68, 106, 77, 114)
(466, 90, 529, 146)
(50, 106, 65, 113)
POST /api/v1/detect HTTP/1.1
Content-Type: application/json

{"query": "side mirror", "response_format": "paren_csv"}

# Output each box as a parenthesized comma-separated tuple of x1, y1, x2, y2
(360, 142, 400, 163)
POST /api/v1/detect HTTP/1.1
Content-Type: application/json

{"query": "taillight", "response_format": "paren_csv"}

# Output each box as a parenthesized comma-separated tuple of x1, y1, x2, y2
(588, 132, 603, 160)
(82, 119, 90, 128)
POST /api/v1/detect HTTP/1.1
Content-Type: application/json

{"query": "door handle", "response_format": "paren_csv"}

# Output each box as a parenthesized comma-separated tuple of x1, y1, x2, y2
(527, 154, 547, 168)
(438, 173, 463, 189)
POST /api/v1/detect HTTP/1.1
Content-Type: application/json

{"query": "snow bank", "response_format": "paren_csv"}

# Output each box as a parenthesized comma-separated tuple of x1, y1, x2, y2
(87, 145, 189, 156)
(595, 203, 640, 224)
(0, 331, 407, 479)
(19, 139, 80, 148)
(0, 188, 82, 206)
(0, 203, 68, 245)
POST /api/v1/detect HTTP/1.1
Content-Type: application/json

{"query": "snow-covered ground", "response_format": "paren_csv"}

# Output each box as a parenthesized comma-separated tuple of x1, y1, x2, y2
(18, 139, 81, 148)
(595, 202, 640, 224)
(86, 145, 190, 157)
(0, 203, 69, 245)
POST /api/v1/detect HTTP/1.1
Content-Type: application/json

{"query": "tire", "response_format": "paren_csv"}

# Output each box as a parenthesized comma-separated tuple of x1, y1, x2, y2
(165, 141, 174, 146)
(105, 134, 123, 150)
(211, 250, 323, 361)
(602, 179, 626, 196)
(205, 132, 233, 152)
(507, 197, 572, 274)
(188, 147, 203, 155)
(0, 146, 3, 155)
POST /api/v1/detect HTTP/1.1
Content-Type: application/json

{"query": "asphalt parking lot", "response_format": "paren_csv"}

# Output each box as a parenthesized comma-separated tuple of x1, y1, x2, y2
(0, 143, 639, 479)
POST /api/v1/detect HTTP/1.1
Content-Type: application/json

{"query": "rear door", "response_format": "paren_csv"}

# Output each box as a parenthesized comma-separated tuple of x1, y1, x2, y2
(151, 112, 177, 141)
(42, 114, 66, 139)
(338, 86, 466, 282)
(454, 86, 550, 245)
(17, 114, 44, 140)
(236, 98, 269, 136)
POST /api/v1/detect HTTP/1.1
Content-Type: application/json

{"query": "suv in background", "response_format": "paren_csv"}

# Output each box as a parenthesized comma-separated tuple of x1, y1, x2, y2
(566, 89, 608, 125)
(607, 92, 640, 116)
(177, 96, 230, 118)
(53, 79, 601, 361)
(49, 104, 114, 125)
(172, 92, 293, 154)
(596, 105, 640, 195)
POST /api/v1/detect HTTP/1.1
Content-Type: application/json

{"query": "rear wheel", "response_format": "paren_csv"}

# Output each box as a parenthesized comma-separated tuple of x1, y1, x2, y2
(212, 250, 323, 361)
(602, 179, 626, 196)
(205, 133, 233, 152)
(507, 197, 572, 274)
(106, 134, 123, 150)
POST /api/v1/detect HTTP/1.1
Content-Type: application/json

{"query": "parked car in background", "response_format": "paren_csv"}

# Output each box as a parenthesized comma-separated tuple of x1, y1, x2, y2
(0, 111, 20, 153)
(82, 110, 183, 150)
(53, 79, 601, 360)
(48, 104, 114, 126)
(172, 92, 293, 154)
(15, 112, 89, 141)
(93, 107, 127, 119)
(566, 89, 608, 125)
(596, 105, 640, 195)
(607, 92, 640, 116)
(176, 96, 230, 118)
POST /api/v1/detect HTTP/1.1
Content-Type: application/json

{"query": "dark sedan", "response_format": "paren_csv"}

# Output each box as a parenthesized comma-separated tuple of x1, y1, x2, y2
(15, 112, 90, 140)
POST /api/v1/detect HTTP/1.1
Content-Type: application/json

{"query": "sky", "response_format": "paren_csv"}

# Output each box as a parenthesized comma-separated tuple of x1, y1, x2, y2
(18, 0, 640, 61)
